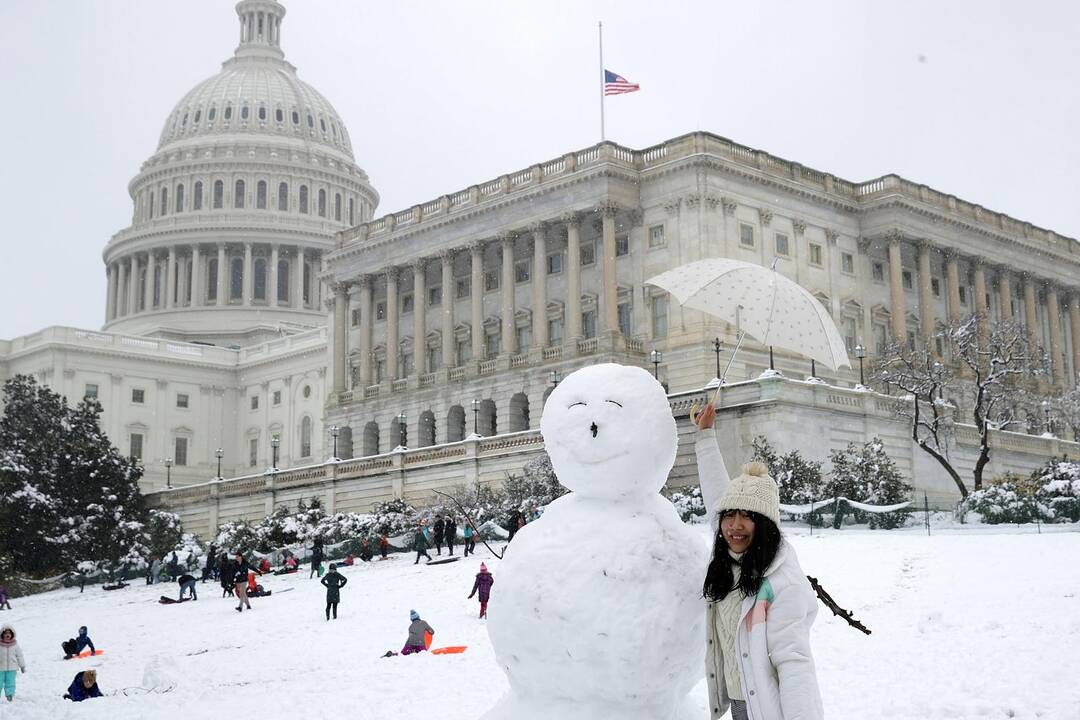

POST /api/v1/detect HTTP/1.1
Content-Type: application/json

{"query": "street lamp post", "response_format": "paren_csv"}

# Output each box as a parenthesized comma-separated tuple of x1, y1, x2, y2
(650, 349, 663, 379)
(1042, 400, 1052, 435)
(397, 412, 407, 448)
(163, 457, 173, 489)
(271, 435, 280, 471)
(215, 447, 223, 479)
(712, 338, 722, 379)
(471, 399, 480, 436)
(549, 370, 561, 388)
(855, 343, 866, 386)
(330, 425, 340, 459)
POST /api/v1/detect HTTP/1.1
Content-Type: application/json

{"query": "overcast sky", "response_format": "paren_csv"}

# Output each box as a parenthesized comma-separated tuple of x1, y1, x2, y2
(1, 0, 1078, 340)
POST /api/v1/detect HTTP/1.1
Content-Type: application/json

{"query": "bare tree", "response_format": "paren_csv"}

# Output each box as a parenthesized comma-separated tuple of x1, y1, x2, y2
(1056, 386, 1080, 443)
(949, 316, 1048, 491)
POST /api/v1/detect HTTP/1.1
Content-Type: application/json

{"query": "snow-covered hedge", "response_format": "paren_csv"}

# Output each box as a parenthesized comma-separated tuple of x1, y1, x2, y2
(827, 438, 912, 529)
(959, 459, 1080, 525)
(958, 479, 1044, 524)
(1033, 459, 1080, 522)
(665, 486, 706, 523)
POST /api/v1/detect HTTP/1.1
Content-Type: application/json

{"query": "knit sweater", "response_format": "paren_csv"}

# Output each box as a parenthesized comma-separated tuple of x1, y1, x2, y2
(711, 551, 745, 701)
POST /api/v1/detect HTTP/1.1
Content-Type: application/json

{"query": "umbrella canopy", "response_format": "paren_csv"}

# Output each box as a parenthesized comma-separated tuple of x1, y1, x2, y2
(646, 258, 851, 370)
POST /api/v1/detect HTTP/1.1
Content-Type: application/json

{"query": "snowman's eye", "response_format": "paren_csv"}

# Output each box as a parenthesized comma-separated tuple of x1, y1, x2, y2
(568, 401, 587, 409)
(605, 400, 623, 408)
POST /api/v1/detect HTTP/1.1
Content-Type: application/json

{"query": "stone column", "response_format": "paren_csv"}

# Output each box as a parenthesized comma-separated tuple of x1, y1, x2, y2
(128, 256, 139, 316)
(470, 242, 484, 360)
(916, 241, 936, 353)
(412, 259, 427, 375)
(291, 248, 302, 307)
(116, 260, 129, 317)
(1069, 293, 1080, 387)
(600, 203, 618, 333)
(165, 247, 177, 309)
(243, 242, 254, 306)
(1046, 286, 1065, 388)
(500, 235, 517, 354)
(945, 250, 962, 324)
(358, 275, 373, 387)
(566, 215, 582, 339)
(1023, 273, 1039, 348)
(190, 245, 201, 307)
(385, 267, 399, 380)
(269, 244, 279, 306)
(531, 224, 548, 348)
(216, 245, 227, 306)
(144, 253, 155, 311)
(105, 264, 117, 321)
(333, 283, 348, 394)
(177, 255, 188, 306)
(441, 251, 455, 368)
(973, 262, 989, 343)
(998, 268, 1013, 324)
(887, 232, 906, 342)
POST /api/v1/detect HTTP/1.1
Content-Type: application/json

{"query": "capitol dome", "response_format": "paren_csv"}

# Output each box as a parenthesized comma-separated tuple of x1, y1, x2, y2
(102, 0, 378, 346)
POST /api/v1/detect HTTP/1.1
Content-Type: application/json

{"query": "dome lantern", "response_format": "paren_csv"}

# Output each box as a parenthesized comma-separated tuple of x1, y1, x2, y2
(234, 0, 287, 61)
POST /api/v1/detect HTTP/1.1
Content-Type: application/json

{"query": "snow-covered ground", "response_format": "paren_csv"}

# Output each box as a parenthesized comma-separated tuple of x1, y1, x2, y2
(1, 524, 1078, 719)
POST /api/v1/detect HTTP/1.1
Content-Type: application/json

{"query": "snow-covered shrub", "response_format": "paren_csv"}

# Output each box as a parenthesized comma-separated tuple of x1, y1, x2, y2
(958, 480, 1043, 524)
(1032, 458, 1080, 523)
(369, 498, 417, 538)
(499, 451, 568, 526)
(751, 436, 826, 523)
(215, 519, 259, 553)
(665, 486, 706, 523)
(827, 438, 912, 529)
(146, 509, 184, 559)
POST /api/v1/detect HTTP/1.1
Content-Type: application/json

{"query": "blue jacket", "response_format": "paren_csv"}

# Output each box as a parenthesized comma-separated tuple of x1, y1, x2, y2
(74, 627, 95, 654)
(67, 672, 103, 701)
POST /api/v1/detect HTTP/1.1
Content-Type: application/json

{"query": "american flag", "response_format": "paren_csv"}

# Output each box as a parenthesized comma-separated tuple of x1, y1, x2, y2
(604, 69, 640, 96)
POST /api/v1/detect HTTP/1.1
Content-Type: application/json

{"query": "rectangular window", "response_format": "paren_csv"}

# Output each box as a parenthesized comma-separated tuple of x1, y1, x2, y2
(548, 317, 564, 345)
(841, 252, 854, 274)
(130, 433, 143, 461)
(651, 295, 669, 339)
(774, 233, 789, 256)
(456, 277, 471, 298)
(484, 270, 500, 292)
(547, 253, 563, 275)
(351, 308, 361, 326)
(843, 318, 857, 353)
(131, 388, 145, 404)
(515, 260, 530, 283)
(872, 262, 885, 282)
(935, 337, 945, 356)
(375, 302, 386, 320)
(617, 302, 632, 336)
(649, 224, 666, 248)
(906, 331, 917, 352)
(427, 346, 441, 372)
(176, 393, 189, 409)
(931, 278, 941, 297)
(250, 395, 259, 410)
(582, 310, 597, 339)
(874, 324, 888, 355)
(272, 390, 281, 405)
(902, 270, 914, 291)
(402, 352, 414, 376)
(401, 294, 414, 314)
(84, 383, 99, 400)
(485, 332, 501, 359)
(428, 286, 442, 307)
(516, 325, 531, 351)
(249, 438, 258, 468)
(174, 437, 188, 467)
(615, 235, 629, 257)
(809, 243, 823, 266)
(739, 223, 754, 248)
(580, 242, 596, 266)
(456, 339, 472, 365)
(959, 286, 967, 304)
(375, 359, 385, 384)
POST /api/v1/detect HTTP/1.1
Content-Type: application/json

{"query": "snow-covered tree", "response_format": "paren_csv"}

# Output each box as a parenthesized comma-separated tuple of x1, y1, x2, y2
(827, 438, 912, 529)
(1032, 458, 1080, 523)
(1057, 387, 1080, 442)
(146, 509, 184, 559)
(957, 477, 1043, 524)
(215, 519, 259, 554)
(499, 451, 568, 525)
(750, 436, 825, 505)
(665, 486, 706, 523)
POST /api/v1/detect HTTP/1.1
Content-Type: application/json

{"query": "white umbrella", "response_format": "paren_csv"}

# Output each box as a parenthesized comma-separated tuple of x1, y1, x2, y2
(645, 258, 851, 371)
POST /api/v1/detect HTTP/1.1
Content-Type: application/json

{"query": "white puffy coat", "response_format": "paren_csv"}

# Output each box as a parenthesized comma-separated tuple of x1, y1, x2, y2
(0, 624, 26, 673)
(697, 432, 824, 720)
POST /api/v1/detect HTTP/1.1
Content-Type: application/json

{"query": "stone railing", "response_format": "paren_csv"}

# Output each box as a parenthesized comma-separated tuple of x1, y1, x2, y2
(108, 210, 343, 249)
(1, 325, 239, 365)
(335, 131, 1078, 260)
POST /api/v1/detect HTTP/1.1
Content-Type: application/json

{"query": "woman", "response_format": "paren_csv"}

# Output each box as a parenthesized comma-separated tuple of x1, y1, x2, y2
(694, 402, 823, 720)
(232, 551, 261, 612)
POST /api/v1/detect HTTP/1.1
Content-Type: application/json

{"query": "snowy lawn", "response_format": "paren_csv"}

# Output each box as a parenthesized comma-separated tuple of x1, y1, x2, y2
(1, 525, 1078, 719)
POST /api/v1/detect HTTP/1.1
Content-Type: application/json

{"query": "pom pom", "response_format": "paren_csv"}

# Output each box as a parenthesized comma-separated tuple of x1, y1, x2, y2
(742, 461, 769, 478)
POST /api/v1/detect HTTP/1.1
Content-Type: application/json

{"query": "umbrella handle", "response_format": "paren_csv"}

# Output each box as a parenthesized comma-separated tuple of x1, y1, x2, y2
(691, 330, 747, 423)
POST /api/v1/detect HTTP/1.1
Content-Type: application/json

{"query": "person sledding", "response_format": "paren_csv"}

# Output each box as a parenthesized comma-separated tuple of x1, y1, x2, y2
(0, 624, 27, 702)
(467, 563, 494, 619)
(384, 610, 434, 657)
(320, 563, 348, 620)
(62, 626, 96, 659)
(63, 669, 103, 701)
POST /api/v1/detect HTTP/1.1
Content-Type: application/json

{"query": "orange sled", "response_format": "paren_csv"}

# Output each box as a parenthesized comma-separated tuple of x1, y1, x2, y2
(430, 646, 467, 655)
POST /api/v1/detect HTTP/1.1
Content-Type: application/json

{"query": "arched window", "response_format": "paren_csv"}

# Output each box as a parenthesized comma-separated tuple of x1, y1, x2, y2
(277, 182, 288, 211)
(334, 193, 342, 221)
(509, 393, 530, 432)
(193, 109, 201, 124)
(213, 180, 224, 209)
(318, 189, 326, 217)
(299, 185, 309, 214)
(256, 180, 267, 209)
(253, 258, 267, 301)
(479, 399, 497, 437)
(319, 117, 327, 133)
(348, 198, 355, 225)
(234, 179, 245, 208)
(230, 258, 244, 300)
(175, 183, 185, 213)
(446, 405, 466, 443)
(300, 416, 312, 458)
(241, 105, 250, 121)
(224, 104, 233, 121)
(181, 112, 188, 127)
(208, 106, 216, 122)
(419, 410, 436, 448)
(362, 421, 379, 457)
(258, 105, 266, 121)
(160, 187, 168, 216)
(275, 108, 283, 123)
(331, 122, 338, 139)
(277, 259, 289, 302)
(306, 113, 314, 128)
(193, 181, 203, 210)
(207, 258, 218, 302)
(291, 110, 300, 125)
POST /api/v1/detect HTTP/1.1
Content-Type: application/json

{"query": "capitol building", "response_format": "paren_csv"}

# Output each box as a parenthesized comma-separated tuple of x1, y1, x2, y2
(2, 1, 1078, 531)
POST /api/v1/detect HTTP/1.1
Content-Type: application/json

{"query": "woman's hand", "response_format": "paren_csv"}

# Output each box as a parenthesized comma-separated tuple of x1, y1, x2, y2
(693, 402, 716, 431)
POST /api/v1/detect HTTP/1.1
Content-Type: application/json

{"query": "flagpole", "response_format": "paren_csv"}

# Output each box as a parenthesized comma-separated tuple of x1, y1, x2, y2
(598, 21, 605, 142)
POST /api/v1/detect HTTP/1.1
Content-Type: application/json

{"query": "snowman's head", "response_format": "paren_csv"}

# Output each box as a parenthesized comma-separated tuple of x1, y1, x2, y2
(541, 363, 677, 500)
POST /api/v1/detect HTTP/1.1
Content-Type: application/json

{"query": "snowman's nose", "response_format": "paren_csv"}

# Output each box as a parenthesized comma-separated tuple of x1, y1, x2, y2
(590, 422, 598, 438)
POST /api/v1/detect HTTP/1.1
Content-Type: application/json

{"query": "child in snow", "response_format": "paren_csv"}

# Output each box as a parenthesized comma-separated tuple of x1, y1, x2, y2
(284, 554, 299, 571)
(64, 669, 103, 702)
(378, 533, 389, 560)
(320, 563, 348, 620)
(401, 610, 434, 655)
(0, 625, 26, 702)
(694, 402, 823, 720)
(413, 523, 432, 564)
(467, 563, 494, 618)
(462, 523, 475, 556)
(62, 626, 96, 659)
(0, 587, 10, 610)
(177, 573, 197, 601)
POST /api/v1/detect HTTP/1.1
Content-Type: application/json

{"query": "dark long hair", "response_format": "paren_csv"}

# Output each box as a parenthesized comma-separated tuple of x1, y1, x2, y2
(702, 511, 782, 602)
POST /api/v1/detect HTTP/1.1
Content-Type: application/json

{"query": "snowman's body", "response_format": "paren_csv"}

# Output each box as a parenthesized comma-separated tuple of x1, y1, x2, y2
(483, 364, 709, 720)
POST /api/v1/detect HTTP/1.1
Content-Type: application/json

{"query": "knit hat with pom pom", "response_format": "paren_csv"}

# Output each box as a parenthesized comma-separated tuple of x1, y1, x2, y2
(717, 461, 781, 526)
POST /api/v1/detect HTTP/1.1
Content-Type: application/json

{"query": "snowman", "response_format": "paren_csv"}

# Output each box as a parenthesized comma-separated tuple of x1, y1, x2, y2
(483, 363, 709, 720)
